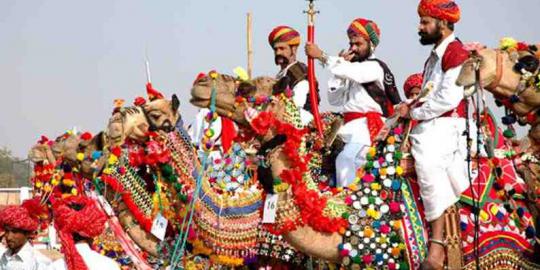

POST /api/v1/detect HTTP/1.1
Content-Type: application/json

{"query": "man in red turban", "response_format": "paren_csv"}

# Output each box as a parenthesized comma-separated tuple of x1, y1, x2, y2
(268, 25, 316, 126)
(0, 198, 50, 269)
(403, 73, 424, 99)
(305, 18, 401, 187)
(397, 1, 470, 268)
(48, 196, 119, 270)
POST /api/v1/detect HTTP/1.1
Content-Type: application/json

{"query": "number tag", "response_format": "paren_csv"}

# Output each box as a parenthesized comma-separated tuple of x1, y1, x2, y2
(262, 194, 278, 224)
(151, 213, 168, 241)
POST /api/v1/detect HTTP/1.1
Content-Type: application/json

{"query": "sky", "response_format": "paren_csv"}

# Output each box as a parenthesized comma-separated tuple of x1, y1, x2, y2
(1, 0, 538, 158)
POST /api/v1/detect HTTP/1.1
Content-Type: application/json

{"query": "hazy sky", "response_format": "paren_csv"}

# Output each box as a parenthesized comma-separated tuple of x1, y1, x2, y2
(1, 0, 538, 158)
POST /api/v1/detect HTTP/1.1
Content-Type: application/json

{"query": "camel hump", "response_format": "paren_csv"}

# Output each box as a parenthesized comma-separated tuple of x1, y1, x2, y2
(442, 40, 469, 72)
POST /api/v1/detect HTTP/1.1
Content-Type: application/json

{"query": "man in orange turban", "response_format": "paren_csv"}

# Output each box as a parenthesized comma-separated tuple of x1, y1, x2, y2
(397, 1, 470, 268)
(305, 18, 401, 187)
(269, 25, 316, 126)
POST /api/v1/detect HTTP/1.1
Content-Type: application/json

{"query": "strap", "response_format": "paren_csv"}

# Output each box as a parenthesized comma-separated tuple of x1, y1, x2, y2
(429, 238, 447, 247)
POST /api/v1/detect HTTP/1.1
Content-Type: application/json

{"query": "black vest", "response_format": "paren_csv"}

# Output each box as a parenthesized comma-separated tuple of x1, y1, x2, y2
(362, 59, 402, 117)
(273, 62, 320, 112)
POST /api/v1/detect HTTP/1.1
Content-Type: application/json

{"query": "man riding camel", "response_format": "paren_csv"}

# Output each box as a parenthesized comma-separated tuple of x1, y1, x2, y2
(305, 18, 401, 187)
(396, 0, 470, 268)
(269, 25, 317, 126)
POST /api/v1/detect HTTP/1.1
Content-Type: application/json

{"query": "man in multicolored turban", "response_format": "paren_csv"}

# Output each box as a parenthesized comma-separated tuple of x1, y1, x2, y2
(268, 25, 316, 126)
(396, 0, 469, 268)
(0, 198, 50, 269)
(48, 196, 119, 270)
(305, 18, 401, 187)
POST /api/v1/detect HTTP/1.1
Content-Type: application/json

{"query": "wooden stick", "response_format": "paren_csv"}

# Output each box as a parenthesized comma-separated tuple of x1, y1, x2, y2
(247, 12, 253, 79)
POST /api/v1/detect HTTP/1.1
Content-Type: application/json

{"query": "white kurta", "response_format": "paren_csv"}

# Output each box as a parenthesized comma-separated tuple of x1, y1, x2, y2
(0, 242, 50, 270)
(276, 61, 314, 126)
(325, 56, 385, 187)
(409, 33, 470, 222)
(47, 243, 120, 270)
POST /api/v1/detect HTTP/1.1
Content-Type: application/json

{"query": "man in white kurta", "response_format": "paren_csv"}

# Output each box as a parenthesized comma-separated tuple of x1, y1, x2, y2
(269, 25, 314, 126)
(306, 18, 390, 187)
(397, 0, 470, 267)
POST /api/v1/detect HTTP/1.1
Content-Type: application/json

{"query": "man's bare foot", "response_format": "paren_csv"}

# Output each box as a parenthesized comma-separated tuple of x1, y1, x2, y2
(421, 242, 446, 270)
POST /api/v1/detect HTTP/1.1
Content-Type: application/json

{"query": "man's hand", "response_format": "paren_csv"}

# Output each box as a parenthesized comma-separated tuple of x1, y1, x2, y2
(305, 42, 323, 60)
(396, 103, 411, 119)
(339, 49, 355, 62)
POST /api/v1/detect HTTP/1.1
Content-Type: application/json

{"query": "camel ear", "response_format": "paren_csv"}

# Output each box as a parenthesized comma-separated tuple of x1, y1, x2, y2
(172, 94, 180, 112)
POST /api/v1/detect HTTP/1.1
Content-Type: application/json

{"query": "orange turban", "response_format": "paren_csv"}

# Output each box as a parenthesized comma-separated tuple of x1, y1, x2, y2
(268, 26, 301, 48)
(403, 73, 424, 98)
(418, 0, 461, 23)
(347, 18, 381, 48)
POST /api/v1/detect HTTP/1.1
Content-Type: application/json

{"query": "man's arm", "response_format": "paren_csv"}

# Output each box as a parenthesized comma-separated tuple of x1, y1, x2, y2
(410, 66, 464, 120)
(326, 56, 384, 85)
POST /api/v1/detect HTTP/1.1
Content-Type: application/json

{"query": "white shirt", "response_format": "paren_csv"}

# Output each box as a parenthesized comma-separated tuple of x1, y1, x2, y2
(188, 108, 222, 147)
(47, 243, 119, 270)
(276, 61, 314, 125)
(325, 55, 385, 114)
(0, 242, 49, 270)
(411, 33, 464, 121)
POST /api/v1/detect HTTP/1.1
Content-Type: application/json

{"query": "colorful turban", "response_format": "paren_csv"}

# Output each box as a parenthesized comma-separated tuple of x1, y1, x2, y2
(52, 196, 107, 270)
(403, 73, 424, 98)
(0, 197, 47, 232)
(418, 0, 461, 23)
(348, 18, 381, 48)
(268, 26, 301, 48)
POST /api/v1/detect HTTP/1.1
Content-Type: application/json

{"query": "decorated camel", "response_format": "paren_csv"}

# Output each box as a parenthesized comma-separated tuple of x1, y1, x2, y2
(456, 41, 540, 220)
(191, 71, 539, 269)
(27, 93, 189, 265)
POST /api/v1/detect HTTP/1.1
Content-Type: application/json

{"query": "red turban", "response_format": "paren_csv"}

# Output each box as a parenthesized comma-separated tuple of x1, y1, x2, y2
(348, 18, 381, 48)
(52, 196, 107, 270)
(268, 26, 301, 48)
(403, 73, 424, 98)
(418, 0, 461, 23)
(0, 197, 47, 232)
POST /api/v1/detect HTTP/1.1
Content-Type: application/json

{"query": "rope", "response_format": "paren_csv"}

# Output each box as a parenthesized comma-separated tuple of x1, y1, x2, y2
(169, 76, 218, 269)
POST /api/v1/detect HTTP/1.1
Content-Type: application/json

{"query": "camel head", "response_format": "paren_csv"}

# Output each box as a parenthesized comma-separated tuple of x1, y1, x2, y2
(106, 107, 149, 147)
(143, 94, 180, 133)
(50, 133, 81, 164)
(190, 72, 276, 126)
(28, 143, 55, 165)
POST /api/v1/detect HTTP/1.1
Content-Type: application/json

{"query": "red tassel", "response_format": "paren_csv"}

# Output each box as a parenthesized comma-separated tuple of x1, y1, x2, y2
(146, 83, 164, 101)
(221, 117, 237, 153)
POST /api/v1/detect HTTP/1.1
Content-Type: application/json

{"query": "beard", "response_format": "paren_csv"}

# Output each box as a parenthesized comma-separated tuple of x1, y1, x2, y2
(418, 25, 443, 45)
(350, 47, 371, 63)
(275, 55, 289, 66)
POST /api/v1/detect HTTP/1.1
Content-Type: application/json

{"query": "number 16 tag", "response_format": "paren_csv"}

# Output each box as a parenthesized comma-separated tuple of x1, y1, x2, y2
(151, 213, 168, 241)
(262, 194, 278, 224)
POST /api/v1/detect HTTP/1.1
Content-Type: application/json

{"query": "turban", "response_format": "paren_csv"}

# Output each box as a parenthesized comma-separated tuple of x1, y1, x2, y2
(348, 18, 381, 48)
(0, 197, 47, 232)
(418, 0, 461, 23)
(268, 26, 301, 48)
(403, 73, 424, 98)
(52, 196, 107, 270)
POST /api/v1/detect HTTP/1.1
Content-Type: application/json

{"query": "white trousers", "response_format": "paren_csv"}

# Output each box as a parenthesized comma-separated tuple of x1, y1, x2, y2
(410, 117, 470, 221)
(335, 117, 372, 187)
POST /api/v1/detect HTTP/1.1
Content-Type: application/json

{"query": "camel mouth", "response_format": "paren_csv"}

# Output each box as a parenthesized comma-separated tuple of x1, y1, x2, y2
(464, 85, 477, 97)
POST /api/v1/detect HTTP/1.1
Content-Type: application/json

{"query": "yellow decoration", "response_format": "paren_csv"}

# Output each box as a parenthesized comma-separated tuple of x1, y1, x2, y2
(102, 168, 112, 175)
(368, 147, 377, 157)
(35, 181, 43, 188)
(71, 188, 78, 195)
(76, 152, 85, 161)
(233, 66, 250, 81)
(393, 220, 402, 230)
(500, 37, 517, 50)
(364, 227, 374, 238)
(370, 183, 381, 191)
(396, 166, 404, 176)
(380, 168, 387, 176)
(387, 136, 395, 145)
(108, 155, 118, 165)
(480, 210, 489, 221)
(51, 179, 59, 186)
(62, 179, 75, 187)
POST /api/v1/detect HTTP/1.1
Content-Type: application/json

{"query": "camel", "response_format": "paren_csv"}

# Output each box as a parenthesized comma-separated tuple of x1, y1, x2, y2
(191, 72, 540, 269)
(456, 46, 540, 220)
(28, 95, 184, 259)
